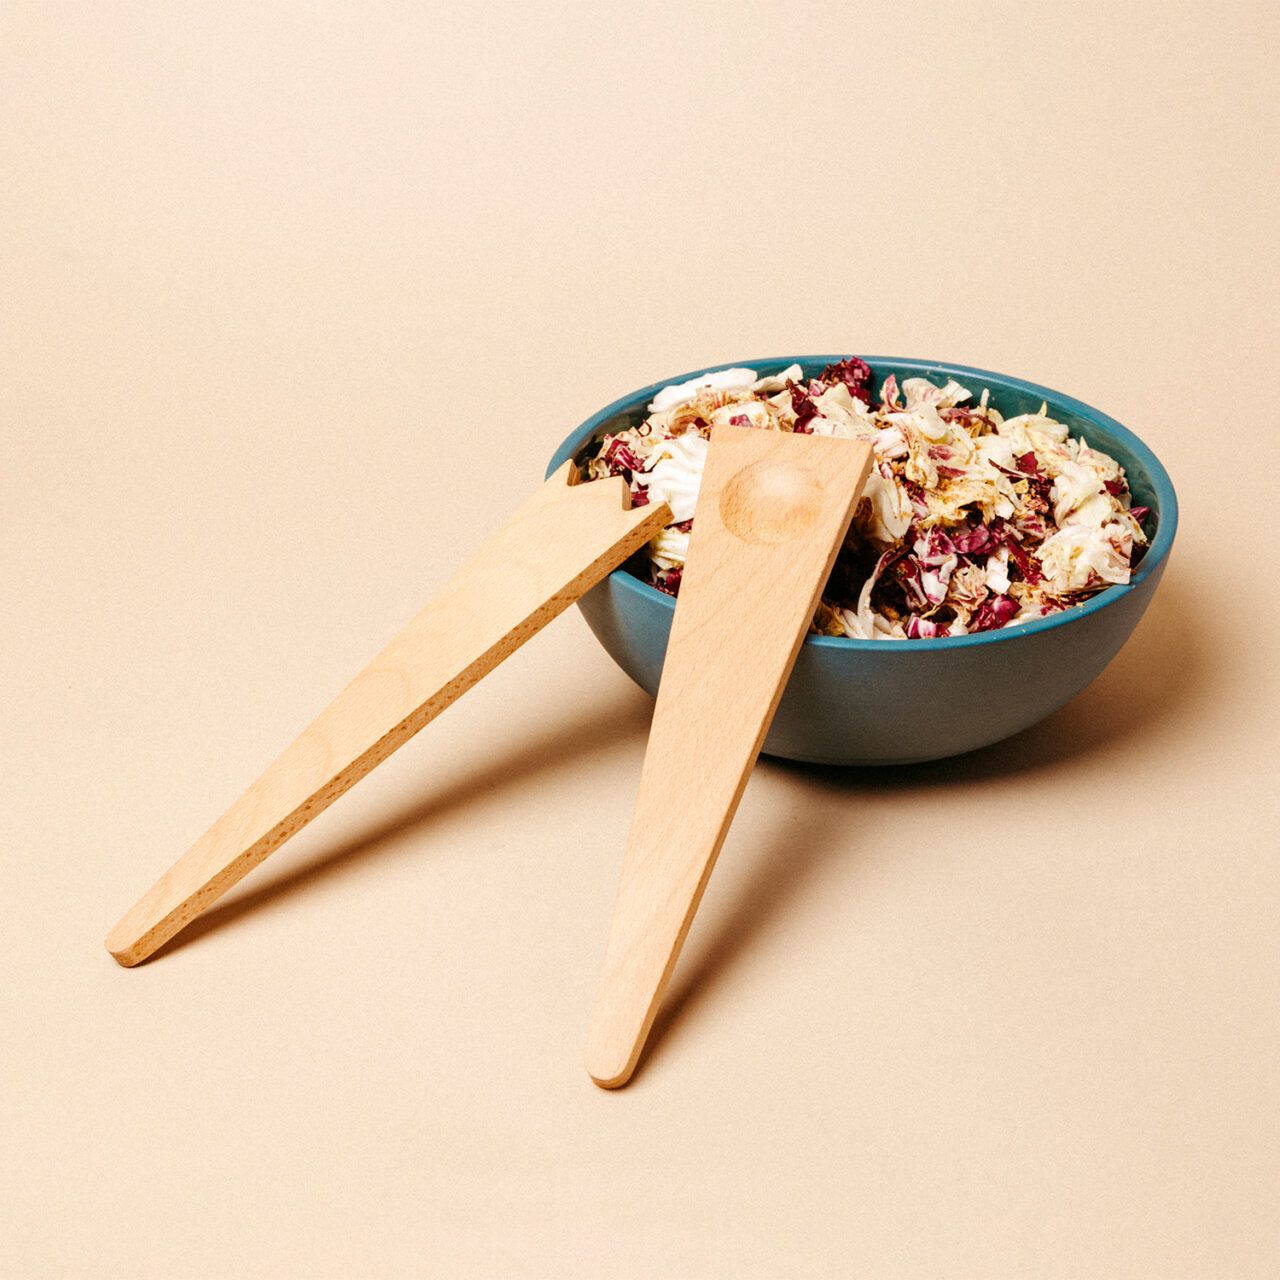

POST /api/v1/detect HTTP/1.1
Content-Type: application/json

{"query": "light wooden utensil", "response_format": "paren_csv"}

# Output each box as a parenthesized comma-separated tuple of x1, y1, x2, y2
(106, 462, 671, 967)
(585, 424, 873, 1088)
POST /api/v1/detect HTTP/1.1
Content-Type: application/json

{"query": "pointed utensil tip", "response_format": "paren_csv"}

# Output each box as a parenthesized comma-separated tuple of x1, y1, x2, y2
(105, 930, 145, 967)
(586, 1048, 639, 1090)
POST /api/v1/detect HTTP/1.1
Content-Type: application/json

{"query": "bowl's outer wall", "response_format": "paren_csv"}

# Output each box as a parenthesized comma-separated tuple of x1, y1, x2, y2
(553, 357, 1177, 765)
(577, 555, 1166, 765)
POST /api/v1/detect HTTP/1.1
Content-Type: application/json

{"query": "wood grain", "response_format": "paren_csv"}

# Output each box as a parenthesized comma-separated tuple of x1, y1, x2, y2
(585, 425, 873, 1087)
(106, 463, 671, 967)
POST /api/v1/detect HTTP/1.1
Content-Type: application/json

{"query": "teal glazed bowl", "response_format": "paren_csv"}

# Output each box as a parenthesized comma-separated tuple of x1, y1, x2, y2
(548, 357, 1178, 766)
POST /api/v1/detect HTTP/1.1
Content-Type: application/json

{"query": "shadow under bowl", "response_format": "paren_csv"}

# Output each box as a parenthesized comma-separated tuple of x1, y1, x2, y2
(548, 356, 1178, 766)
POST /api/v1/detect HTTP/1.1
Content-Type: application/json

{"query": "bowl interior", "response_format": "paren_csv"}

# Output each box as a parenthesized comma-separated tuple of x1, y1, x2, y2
(549, 356, 1178, 644)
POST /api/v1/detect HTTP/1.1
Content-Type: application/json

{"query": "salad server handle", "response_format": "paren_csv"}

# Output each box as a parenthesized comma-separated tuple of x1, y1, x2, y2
(585, 425, 872, 1087)
(106, 463, 671, 967)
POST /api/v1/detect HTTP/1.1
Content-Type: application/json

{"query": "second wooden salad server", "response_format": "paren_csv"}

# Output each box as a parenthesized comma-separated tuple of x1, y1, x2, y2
(586, 424, 873, 1087)
(106, 462, 670, 967)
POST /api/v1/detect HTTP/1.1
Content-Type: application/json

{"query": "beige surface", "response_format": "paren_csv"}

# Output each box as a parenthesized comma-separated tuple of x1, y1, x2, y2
(2, 2, 1277, 1276)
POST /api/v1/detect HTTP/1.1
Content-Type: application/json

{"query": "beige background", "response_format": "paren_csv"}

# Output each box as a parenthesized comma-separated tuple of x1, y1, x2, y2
(3, 2, 1278, 1276)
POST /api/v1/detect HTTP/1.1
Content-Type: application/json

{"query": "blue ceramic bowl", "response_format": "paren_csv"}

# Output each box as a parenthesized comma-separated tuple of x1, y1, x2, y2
(548, 357, 1178, 766)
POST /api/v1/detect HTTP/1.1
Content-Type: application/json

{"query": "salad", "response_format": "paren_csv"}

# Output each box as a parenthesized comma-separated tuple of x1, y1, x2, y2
(581, 358, 1151, 639)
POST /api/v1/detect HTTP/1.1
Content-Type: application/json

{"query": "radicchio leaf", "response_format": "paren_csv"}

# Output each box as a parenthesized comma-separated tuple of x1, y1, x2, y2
(652, 566, 682, 596)
(787, 380, 819, 433)
(969, 594, 1020, 632)
(906, 615, 950, 638)
(816, 357, 874, 406)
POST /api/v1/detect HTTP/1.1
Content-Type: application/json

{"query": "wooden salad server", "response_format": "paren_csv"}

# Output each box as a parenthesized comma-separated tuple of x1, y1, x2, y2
(106, 462, 671, 967)
(586, 424, 873, 1087)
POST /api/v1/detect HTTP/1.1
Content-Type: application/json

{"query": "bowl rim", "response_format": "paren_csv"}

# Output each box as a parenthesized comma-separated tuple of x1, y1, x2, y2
(547, 355, 1179, 651)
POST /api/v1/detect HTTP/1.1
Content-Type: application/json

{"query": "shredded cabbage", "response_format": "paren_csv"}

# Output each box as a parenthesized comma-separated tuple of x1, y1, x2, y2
(582, 359, 1150, 639)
